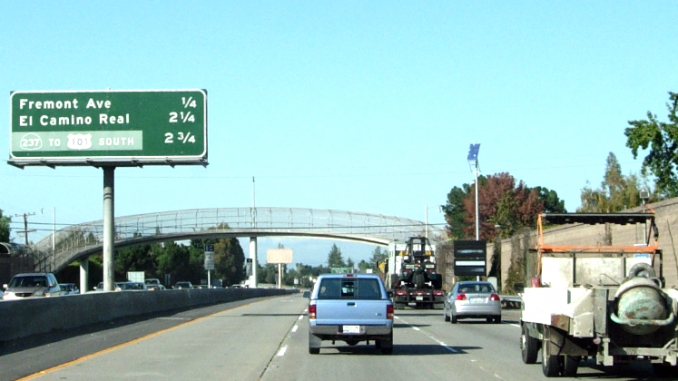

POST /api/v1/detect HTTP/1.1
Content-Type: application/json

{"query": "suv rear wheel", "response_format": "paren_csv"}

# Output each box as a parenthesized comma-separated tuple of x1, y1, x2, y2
(308, 332, 321, 355)
(378, 332, 393, 354)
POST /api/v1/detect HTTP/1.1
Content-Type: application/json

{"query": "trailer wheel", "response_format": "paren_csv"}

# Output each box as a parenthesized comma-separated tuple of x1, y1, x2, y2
(541, 338, 561, 377)
(561, 356, 579, 377)
(521, 324, 539, 364)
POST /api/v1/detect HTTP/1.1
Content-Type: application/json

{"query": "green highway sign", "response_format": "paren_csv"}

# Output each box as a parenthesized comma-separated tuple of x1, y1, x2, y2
(330, 267, 353, 274)
(9, 89, 207, 167)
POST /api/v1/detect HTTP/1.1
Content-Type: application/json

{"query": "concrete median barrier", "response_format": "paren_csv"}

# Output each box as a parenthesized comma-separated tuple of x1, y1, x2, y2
(0, 288, 294, 342)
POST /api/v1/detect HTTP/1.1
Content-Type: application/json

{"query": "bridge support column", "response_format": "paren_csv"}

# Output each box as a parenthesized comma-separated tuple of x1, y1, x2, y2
(248, 237, 258, 288)
(79, 257, 89, 293)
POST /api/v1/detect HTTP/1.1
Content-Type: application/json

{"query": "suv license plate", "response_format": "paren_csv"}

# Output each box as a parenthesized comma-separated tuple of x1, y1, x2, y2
(343, 325, 360, 334)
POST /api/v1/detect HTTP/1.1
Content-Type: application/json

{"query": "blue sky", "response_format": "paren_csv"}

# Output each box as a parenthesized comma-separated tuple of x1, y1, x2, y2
(2, 1, 677, 266)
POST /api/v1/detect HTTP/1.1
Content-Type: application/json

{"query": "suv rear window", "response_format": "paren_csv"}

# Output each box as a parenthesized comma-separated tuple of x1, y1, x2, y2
(317, 278, 382, 300)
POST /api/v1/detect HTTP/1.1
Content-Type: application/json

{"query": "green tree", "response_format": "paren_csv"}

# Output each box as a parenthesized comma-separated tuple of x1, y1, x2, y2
(0, 209, 10, 242)
(578, 152, 648, 212)
(114, 242, 155, 277)
(625, 91, 678, 198)
(327, 244, 345, 268)
(442, 184, 473, 239)
(217, 237, 245, 285)
(157, 242, 194, 284)
(357, 259, 371, 272)
(532, 186, 567, 213)
(260, 263, 277, 284)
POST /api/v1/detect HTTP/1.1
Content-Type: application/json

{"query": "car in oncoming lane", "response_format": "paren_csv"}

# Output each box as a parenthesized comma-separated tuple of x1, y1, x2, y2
(2, 273, 64, 300)
(174, 281, 194, 289)
(59, 283, 80, 295)
(115, 282, 146, 291)
(443, 281, 501, 324)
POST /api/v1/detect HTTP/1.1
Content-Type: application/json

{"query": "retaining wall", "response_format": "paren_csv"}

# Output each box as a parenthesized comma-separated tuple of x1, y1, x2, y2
(489, 198, 678, 292)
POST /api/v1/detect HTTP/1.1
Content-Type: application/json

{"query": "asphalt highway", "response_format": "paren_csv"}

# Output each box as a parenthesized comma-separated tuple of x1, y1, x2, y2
(2, 294, 669, 381)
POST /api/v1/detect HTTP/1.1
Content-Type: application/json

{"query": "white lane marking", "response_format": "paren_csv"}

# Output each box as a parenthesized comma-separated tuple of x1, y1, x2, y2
(292, 325, 299, 333)
(438, 342, 459, 353)
(277, 346, 288, 356)
(298, 315, 304, 320)
(398, 315, 458, 353)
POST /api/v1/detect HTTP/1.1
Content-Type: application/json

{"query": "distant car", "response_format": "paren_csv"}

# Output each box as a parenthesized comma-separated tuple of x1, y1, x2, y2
(2, 273, 64, 300)
(174, 281, 193, 289)
(59, 283, 80, 295)
(144, 278, 161, 286)
(146, 284, 166, 291)
(93, 282, 129, 292)
(443, 281, 501, 324)
(115, 282, 146, 291)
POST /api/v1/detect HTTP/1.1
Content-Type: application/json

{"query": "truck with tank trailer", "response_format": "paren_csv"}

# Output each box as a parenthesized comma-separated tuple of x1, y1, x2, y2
(520, 212, 678, 377)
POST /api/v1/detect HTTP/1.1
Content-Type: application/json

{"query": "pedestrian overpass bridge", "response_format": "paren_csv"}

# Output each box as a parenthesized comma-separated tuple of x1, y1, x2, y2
(32, 207, 446, 273)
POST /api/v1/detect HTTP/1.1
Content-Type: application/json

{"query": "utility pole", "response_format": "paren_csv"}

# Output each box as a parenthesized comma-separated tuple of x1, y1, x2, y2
(14, 212, 36, 245)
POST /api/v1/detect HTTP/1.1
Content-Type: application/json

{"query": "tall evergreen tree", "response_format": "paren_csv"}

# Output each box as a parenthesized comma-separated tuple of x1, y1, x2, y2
(327, 244, 345, 268)
(578, 152, 649, 212)
(369, 246, 386, 273)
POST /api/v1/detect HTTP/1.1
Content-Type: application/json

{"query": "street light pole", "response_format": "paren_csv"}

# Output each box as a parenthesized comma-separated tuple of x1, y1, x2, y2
(474, 169, 479, 240)
(467, 143, 481, 281)
(42, 207, 56, 271)
(467, 143, 481, 241)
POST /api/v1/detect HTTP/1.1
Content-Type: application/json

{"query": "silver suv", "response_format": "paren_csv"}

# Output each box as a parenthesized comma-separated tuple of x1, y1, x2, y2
(2, 273, 63, 300)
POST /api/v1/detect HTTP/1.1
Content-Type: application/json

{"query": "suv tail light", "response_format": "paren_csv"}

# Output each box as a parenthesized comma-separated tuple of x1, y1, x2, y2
(395, 290, 407, 296)
(433, 289, 445, 296)
(308, 304, 317, 319)
(387, 304, 394, 320)
(490, 293, 500, 301)
(455, 293, 467, 301)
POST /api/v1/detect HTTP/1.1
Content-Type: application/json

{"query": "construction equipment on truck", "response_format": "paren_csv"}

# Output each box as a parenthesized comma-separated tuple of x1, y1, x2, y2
(520, 212, 678, 377)
(386, 236, 445, 309)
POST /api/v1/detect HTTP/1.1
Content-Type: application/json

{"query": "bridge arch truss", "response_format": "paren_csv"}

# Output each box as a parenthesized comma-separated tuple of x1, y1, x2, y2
(32, 207, 446, 273)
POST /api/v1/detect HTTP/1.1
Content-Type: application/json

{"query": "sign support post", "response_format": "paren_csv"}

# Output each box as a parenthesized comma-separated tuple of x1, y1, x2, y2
(204, 244, 215, 287)
(103, 166, 115, 291)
